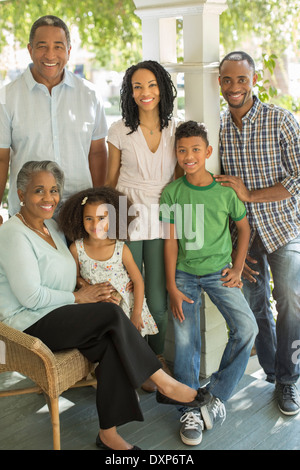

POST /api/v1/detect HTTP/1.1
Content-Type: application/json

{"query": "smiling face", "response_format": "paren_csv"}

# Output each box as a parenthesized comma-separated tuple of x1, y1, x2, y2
(131, 68, 160, 112)
(83, 202, 109, 241)
(18, 171, 60, 222)
(219, 59, 258, 113)
(176, 136, 212, 177)
(27, 25, 71, 90)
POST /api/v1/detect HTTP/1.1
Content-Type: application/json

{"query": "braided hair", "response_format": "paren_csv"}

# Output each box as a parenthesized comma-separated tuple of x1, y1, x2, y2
(120, 60, 177, 134)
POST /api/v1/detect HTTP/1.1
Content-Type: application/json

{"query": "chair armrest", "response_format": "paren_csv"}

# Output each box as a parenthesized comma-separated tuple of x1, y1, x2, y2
(0, 321, 42, 352)
(0, 321, 57, 386)
(0, 322, 94, 398)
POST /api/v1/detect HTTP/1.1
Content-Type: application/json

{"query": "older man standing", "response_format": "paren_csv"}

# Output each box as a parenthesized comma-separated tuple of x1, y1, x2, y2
(0, 15, 108, 216)
(215, 51, 300, 416)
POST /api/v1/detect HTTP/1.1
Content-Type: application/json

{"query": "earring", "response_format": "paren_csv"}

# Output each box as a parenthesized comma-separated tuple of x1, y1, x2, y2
(20, 201, 25, 207)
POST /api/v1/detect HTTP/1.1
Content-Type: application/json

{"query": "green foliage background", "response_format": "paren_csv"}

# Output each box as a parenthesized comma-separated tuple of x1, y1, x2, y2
(220, 0, 300, 57)
(0, 0, 142, 71)
(1, 0, 300, 208)
(1, 0, 300, 72)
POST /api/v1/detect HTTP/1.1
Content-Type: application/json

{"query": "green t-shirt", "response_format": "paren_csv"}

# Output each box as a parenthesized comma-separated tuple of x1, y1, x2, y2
(159, 175, 246, 276)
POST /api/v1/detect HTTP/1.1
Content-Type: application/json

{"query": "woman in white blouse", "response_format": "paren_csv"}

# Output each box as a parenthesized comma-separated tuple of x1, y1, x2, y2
(106, 61, 182, 391)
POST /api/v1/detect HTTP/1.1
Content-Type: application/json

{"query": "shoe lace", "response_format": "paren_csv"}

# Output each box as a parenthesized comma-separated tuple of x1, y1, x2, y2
(282, 384, 297, 401)
(180, 411, 204, 430)
(210, 398, 226, 423)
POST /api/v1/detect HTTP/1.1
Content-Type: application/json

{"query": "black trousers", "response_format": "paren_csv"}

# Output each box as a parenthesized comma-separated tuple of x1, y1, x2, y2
(25, 302, 161, 429)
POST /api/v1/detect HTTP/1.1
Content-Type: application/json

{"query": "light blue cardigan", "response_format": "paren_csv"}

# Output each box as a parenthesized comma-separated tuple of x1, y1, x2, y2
(0, 216, 76, 331)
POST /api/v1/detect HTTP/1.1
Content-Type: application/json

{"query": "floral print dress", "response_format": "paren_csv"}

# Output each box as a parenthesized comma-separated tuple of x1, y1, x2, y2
(75, 239, 158, 337)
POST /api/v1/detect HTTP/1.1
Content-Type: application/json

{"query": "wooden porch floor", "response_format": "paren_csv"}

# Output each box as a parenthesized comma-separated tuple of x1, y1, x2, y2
(0, 358, 299, 451)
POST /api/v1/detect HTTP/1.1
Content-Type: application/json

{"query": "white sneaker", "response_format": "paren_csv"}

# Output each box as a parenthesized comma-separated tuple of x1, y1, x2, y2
(180, 411, 204, 446)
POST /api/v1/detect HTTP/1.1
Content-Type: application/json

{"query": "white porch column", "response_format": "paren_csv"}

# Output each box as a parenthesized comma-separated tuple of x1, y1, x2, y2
(134, 0, 228, 378)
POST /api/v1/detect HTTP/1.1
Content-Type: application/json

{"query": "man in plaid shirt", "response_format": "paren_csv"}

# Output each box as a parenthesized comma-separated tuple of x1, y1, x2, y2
(215, 51, 300, 416)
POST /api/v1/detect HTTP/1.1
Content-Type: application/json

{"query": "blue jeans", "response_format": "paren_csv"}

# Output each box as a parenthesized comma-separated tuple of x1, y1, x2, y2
(172, 267, 258, 402)
(243, 234, 300, 384)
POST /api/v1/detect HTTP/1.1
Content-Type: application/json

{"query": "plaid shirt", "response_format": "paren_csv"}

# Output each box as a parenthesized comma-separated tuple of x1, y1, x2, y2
(220, 96, 300, 253)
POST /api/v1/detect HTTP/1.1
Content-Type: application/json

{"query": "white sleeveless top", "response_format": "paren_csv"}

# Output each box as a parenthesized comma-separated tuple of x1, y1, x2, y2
(75, 238, 158, 337)
(107, 118, 178, 240)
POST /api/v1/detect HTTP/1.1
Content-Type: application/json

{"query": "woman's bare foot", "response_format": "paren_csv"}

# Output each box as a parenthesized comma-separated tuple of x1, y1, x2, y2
(150, 369, 197, 403)
(99, 427, 134, 450)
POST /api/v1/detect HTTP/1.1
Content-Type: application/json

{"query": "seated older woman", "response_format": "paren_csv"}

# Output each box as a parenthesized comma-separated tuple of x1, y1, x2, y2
(0, 160, 206, 450)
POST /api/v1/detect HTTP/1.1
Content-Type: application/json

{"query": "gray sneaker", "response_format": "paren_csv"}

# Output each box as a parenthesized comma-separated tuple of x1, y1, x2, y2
(276, 383, 300, 415)
(201, 396, 226, 430)
(180, 411, 204, 446)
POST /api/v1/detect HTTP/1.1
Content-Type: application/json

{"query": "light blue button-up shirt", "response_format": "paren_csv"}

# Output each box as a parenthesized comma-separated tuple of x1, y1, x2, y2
(0, 216, 76, 331)
(0, 65, 108, 215)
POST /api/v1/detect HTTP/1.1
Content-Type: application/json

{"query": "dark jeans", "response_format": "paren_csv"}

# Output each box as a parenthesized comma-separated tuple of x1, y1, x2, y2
(25, 302, 161, 429)
(243, 234, 300, 384)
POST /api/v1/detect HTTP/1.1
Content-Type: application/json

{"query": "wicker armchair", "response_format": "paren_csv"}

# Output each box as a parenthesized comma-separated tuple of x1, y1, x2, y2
(0, 321, 96, 450)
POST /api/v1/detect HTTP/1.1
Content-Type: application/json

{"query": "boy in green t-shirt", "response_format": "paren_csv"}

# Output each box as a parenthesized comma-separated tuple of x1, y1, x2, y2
(159, 121, 257, 446)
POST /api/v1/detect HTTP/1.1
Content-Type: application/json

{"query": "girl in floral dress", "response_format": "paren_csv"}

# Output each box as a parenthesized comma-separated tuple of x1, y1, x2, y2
(59, 187, 158, 337)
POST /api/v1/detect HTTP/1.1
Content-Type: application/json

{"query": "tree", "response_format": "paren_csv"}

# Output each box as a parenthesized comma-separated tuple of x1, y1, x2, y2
(1, 0, 300, 74)
(0, 0, 142, 71)
(220, 0, 300, 57)
(220, 0, 300, 102)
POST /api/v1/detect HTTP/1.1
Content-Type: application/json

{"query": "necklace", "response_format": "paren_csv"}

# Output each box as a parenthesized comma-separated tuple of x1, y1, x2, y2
(17, 212, 51, 237)
(139, 121, 160, 135)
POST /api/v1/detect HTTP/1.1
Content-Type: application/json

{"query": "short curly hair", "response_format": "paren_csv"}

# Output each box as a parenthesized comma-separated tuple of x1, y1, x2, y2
(175, 121, 209, 147)
(120, 60, 177, 134)
(58, 186, 135, 242)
